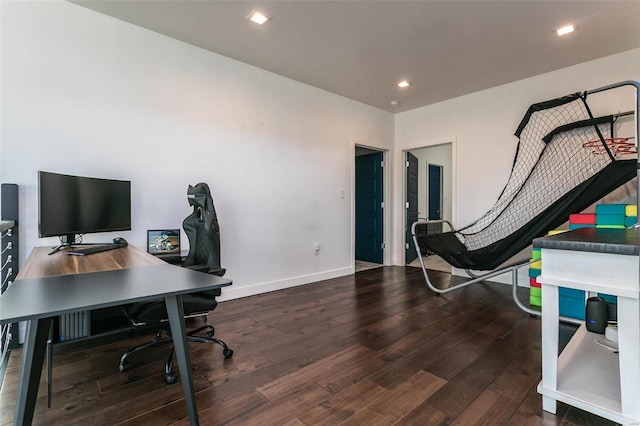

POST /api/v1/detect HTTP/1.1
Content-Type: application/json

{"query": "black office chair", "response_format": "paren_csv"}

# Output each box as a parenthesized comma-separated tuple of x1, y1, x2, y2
(118, 183, 233, 384)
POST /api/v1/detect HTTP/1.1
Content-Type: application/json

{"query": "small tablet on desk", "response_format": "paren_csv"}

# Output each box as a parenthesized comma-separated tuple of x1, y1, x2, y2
(147, 229, 181, 263)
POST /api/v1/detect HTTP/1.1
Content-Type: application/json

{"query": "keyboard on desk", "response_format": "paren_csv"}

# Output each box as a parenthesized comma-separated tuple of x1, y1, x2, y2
(67, 244, 123, 256)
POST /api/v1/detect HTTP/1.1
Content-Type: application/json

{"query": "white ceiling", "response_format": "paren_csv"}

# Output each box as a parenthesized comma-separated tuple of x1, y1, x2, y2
(71, 0, 640, 113)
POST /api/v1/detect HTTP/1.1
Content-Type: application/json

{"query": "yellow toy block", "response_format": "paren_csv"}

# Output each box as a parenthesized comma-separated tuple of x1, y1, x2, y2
(626, 205, 637, 217)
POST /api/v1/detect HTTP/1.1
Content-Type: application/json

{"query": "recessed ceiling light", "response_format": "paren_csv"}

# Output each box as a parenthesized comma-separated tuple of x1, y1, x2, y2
(390, 100, 399, 106)
(556, 24, 575, 36)
(397, 81, 411, 88)
(247, 10, 270, 25)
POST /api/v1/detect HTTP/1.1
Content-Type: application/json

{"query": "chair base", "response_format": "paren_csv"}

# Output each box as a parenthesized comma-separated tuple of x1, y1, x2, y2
(119, 324, 233, 384)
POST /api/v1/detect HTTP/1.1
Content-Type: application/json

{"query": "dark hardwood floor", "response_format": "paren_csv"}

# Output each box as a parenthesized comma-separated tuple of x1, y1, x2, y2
(0, 266, 618, 425)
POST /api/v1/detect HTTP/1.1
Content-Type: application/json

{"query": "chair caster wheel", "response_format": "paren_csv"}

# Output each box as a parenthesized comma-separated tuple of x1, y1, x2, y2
(223, 349, 234, 359)
(119, 360, 130, 372)
(165, 372, 176, 384)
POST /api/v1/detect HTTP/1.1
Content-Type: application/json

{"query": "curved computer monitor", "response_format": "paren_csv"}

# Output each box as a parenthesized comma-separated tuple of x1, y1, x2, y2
(38, 171, 131, 244)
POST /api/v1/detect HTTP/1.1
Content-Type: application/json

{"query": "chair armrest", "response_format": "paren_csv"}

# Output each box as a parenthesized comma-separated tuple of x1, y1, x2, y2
(184, 264, 210, 273)
(184, 265, 226, 277)
(208, 268, 226, 277)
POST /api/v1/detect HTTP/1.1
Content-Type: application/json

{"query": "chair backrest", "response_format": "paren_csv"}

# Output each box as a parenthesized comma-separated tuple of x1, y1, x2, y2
(182, 182, 222, 271)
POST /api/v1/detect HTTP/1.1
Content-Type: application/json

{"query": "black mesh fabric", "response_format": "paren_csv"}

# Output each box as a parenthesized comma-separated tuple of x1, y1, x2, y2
(416, 93, 637, 271)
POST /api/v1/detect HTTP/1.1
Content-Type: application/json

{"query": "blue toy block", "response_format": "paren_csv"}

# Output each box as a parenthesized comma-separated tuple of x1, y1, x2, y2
(596, 204, 626, 216)
(625, 216, 637, 227)
(559, 287, 586, 320)
(595, 214, 625, 226)
(569, 224, 595, 230)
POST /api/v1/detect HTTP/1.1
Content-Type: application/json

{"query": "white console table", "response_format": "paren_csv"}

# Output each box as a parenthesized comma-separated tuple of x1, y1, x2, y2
(534, 228, 640, 425)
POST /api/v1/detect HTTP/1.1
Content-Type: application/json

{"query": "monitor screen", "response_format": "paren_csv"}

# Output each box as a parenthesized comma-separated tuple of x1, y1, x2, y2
(38, 171, 131, 239)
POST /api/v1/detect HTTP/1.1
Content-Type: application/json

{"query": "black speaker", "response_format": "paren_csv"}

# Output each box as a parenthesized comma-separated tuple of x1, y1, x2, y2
(586, 297, 608, 334)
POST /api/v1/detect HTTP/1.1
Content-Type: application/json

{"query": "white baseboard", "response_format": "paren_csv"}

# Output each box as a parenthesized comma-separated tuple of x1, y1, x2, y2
(217, 266, 354, 301)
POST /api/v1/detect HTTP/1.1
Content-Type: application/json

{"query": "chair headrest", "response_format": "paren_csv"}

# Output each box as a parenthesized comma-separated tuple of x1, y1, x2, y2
(187, 182, 213, 211)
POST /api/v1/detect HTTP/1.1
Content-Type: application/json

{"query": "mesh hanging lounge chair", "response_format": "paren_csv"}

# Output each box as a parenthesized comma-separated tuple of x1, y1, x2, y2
(411, 80, 640, 316)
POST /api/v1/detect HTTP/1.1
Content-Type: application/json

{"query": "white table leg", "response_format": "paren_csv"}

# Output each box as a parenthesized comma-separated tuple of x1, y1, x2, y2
(617, 297, 640, 421)
(541, 283, 559, 414)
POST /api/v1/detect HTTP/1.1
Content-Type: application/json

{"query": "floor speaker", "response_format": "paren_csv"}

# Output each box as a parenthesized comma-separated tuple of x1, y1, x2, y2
(586, 297, 608, 334)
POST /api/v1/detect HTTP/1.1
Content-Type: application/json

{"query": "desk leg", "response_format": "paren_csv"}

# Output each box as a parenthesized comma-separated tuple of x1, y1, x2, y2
(165, 295, 199, 426)
(15, 317, 53, 426)
(47, 322, 53, 408)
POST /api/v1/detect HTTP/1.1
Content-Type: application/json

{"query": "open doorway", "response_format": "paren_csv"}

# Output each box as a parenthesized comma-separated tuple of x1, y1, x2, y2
(405, 142, 454, 272)
(355, 145, 384, 272)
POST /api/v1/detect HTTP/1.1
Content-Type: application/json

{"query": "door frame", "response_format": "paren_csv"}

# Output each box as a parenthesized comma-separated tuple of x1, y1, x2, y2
(405, 151, 419, 264)
(402, 138, 457, 265)
(352, 140, 390, 271)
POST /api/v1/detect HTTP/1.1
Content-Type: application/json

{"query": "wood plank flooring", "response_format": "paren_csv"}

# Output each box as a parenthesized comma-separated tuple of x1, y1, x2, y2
(0, 266, 618, 425)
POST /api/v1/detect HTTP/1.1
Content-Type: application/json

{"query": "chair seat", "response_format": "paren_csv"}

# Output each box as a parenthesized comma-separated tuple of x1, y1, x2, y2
(123, 290, 220, 325)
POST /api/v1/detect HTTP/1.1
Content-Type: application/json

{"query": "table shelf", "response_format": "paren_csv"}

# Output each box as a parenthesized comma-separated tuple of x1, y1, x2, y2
(538, 325, 627, 423)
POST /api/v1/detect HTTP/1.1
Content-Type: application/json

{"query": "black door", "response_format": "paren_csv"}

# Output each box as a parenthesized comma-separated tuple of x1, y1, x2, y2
(355, 152, 383, 263)
(428, 164, 442, 220)
(405, 152, 419, 264)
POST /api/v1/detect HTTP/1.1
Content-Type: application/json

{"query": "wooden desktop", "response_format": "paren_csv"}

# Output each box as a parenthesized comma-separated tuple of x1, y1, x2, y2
(17, 244, 165, 279)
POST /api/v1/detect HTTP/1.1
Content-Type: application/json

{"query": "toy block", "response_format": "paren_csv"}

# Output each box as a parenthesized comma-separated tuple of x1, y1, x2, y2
(547, 229, 567, 236)
(595, 224, 625, 229)
(569, 213, 596, 224)
(625, 216, 637, 227)
(598, 293, 617, 304)
(595, 214, 625, 226)
(559, 287, 586, 320)
(530, 260, 541, 270)
(596, 204, 626, 216)
(626, 204, 637, 217)
(569, 224, 595, 230)
(559, 298, 586, 320)
(529, 277, 541, 288)
(531, 248, 541, 260)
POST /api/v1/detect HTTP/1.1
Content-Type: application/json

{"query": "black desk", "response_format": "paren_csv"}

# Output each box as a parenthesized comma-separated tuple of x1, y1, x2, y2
(0, 247, 231, 425)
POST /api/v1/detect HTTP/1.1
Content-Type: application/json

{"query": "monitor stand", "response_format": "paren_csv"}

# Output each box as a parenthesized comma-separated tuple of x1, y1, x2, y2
(48, 234, 78, 255)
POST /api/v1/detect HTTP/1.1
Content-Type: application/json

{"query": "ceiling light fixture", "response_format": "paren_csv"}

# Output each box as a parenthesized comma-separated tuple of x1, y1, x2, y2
(247, 10, 271, 25)
(397, 81, 411, 88)
(556, 24, 575, 36)
(390, 100, 399, 106)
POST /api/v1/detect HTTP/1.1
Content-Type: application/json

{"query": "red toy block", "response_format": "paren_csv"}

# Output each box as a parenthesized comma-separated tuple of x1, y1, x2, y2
(529, 277, 541, 288)
(569, 213, 596, 224)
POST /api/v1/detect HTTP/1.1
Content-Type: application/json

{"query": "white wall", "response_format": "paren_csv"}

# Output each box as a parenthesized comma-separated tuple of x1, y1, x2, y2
(0, 1, 394, 300)
(393, 48, 640, 268)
